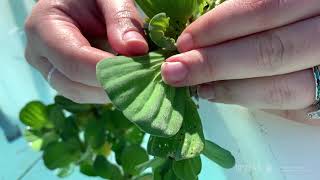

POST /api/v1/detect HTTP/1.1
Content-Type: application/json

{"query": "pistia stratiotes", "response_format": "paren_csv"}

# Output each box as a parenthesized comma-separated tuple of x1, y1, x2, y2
(20, 0, 234, 179)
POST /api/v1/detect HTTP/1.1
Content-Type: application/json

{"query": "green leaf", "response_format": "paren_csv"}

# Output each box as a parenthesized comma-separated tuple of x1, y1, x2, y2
(121, 145, 149, 175)
(93, 156, 123, 180)
(124, 126, 145, 145)
(136, 157, 166, 173)
(203, 140, 235, 169)
(43, 141, 81, 170)
(163, 169, 179, 180)
(149, 13, 176, 50)
(96, 51, 187, 137)
(136, 0, 198, 21)
(56, 164, 75, 178)
(80, 162, 97, 177)
(147, 99, 205, 160)
(84, 118, 106, 149)
(19, 101, 48, 129)
(172, 156, 201, 180)
(24, 130, 43, 151)
(54, 95, 92, 113)
(153, 159, 173, 180)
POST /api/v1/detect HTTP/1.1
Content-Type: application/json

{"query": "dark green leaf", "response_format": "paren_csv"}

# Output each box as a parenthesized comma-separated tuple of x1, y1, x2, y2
(172, 156, 201, 180)
(203, 140, 235, 169)
(19, 101, 48, 129)
(97, 51, 187, 137)
(149, 13, 176, 50)
(153, 159, 173, 180)
(163, 169, 179, 180)
(54, 95, 92, 113)
(43, 141, 81, 170)
(147, 99, 205, 160)
(121, 145, 149, 175)
(84, 118, 106, 149)
(93, 156, 123, 180)
(80, 162, 97, 177)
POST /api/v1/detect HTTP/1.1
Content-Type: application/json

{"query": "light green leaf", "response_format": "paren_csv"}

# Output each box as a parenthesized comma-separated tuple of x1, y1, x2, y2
(149, 13, 176, 50)
(93, 156, 123, 180)
(172, 156, 201, 180)
(121, 145, 149, 175)
(19, 101, 48, 129)
(147, 99, 205, 160)
(136, 0, 198, 21)
(54, 95, 92, 113)
(96, 51, 187, 137)
(24, 130, 43, 151)
(203, 140, 235, 169)
(43, 141, 81, 170)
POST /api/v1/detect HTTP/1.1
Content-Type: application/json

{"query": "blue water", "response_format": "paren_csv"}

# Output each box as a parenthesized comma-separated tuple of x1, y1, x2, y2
(0, 0, 230, 179)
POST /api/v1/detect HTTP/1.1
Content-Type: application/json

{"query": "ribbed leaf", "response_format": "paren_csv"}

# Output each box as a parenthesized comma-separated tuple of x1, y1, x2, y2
(96, 51, 187, 137)
(149, 13, 176, 50)
(19, 101, 48, 129)
(147, 99, 205, 160)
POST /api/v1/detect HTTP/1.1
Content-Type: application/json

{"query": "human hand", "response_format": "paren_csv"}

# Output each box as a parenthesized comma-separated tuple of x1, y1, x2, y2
(161, 0, 320, 123)
(25, 0, 148, 104)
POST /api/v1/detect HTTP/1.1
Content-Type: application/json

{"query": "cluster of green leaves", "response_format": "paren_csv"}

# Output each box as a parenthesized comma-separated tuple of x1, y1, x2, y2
(20, 96, 149, 179)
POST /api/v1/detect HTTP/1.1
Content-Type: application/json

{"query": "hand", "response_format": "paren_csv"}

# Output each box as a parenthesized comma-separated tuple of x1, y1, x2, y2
(25, 0, 148, 104)
(161, 0, 320, 124)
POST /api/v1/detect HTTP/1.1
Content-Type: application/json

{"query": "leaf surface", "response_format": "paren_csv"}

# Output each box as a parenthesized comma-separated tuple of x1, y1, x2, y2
(203, 140, 235, 169)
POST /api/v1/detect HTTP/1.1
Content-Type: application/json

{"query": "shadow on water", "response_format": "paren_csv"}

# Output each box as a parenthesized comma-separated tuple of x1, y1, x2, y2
(8, 0, 52, 102)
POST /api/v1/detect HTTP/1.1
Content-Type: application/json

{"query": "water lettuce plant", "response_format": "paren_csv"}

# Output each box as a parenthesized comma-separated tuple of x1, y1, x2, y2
(19, 0, 234, 179)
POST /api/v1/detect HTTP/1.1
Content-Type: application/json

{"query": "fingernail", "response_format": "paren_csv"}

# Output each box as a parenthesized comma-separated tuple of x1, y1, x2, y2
(123, 31, 148, 55)
(198, 84, 215, 100)
(177, 33, 193, 52)
(162, 62, 188, 84)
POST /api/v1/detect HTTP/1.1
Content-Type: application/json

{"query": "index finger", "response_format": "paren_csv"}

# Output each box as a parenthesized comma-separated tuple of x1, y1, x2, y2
(177, 0, 320, 52)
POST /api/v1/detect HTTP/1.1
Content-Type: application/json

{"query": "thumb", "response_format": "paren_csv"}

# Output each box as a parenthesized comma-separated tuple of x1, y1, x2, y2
(97, 0, 148, 56)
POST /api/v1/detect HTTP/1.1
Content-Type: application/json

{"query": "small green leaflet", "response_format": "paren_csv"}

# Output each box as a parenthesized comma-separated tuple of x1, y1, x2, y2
(149, 13, 176, 50)
(96, 51, 187, 137)
(19, 101, 48, 129)
(120, 145, 149, 176)
(203, 140, 235, 169)
(147, 99, 205, 160)
(93, 156, 123, 180)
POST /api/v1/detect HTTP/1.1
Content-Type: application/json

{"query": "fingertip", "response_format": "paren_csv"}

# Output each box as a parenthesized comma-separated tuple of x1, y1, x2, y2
(123, 31, 149, 55)
(161, 59, 188, 87)
(177, 33, 194, 52)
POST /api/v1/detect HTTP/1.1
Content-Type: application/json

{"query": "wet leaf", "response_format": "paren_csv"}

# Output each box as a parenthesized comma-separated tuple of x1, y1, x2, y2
(147, 99, 205, 160)
(20, 101, 48, 129)
(203, 140, 235, 169)
(97, 51, 187, 137)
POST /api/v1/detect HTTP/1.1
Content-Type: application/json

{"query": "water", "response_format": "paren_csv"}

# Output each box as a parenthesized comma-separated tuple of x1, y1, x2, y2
(0, 0, 230, 179)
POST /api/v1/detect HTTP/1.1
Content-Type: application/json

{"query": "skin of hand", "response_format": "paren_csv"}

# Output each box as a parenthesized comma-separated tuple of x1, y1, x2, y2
(161, 0, 320, 125)
(24, 0, 148, 104)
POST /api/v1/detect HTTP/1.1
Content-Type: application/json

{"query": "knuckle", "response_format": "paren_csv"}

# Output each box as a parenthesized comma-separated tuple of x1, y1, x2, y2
(255, 31, 285, 74)
(264, 77, 293, 107)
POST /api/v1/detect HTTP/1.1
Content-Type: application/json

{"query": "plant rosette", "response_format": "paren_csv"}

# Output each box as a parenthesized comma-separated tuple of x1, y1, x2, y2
(20, 0, 234, 179)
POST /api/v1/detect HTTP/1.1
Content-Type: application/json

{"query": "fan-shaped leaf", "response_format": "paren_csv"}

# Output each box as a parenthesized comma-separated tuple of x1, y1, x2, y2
(96, 51, 187, 137)
(19, 101, 48, 129)
(147, 99, 205, 160)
